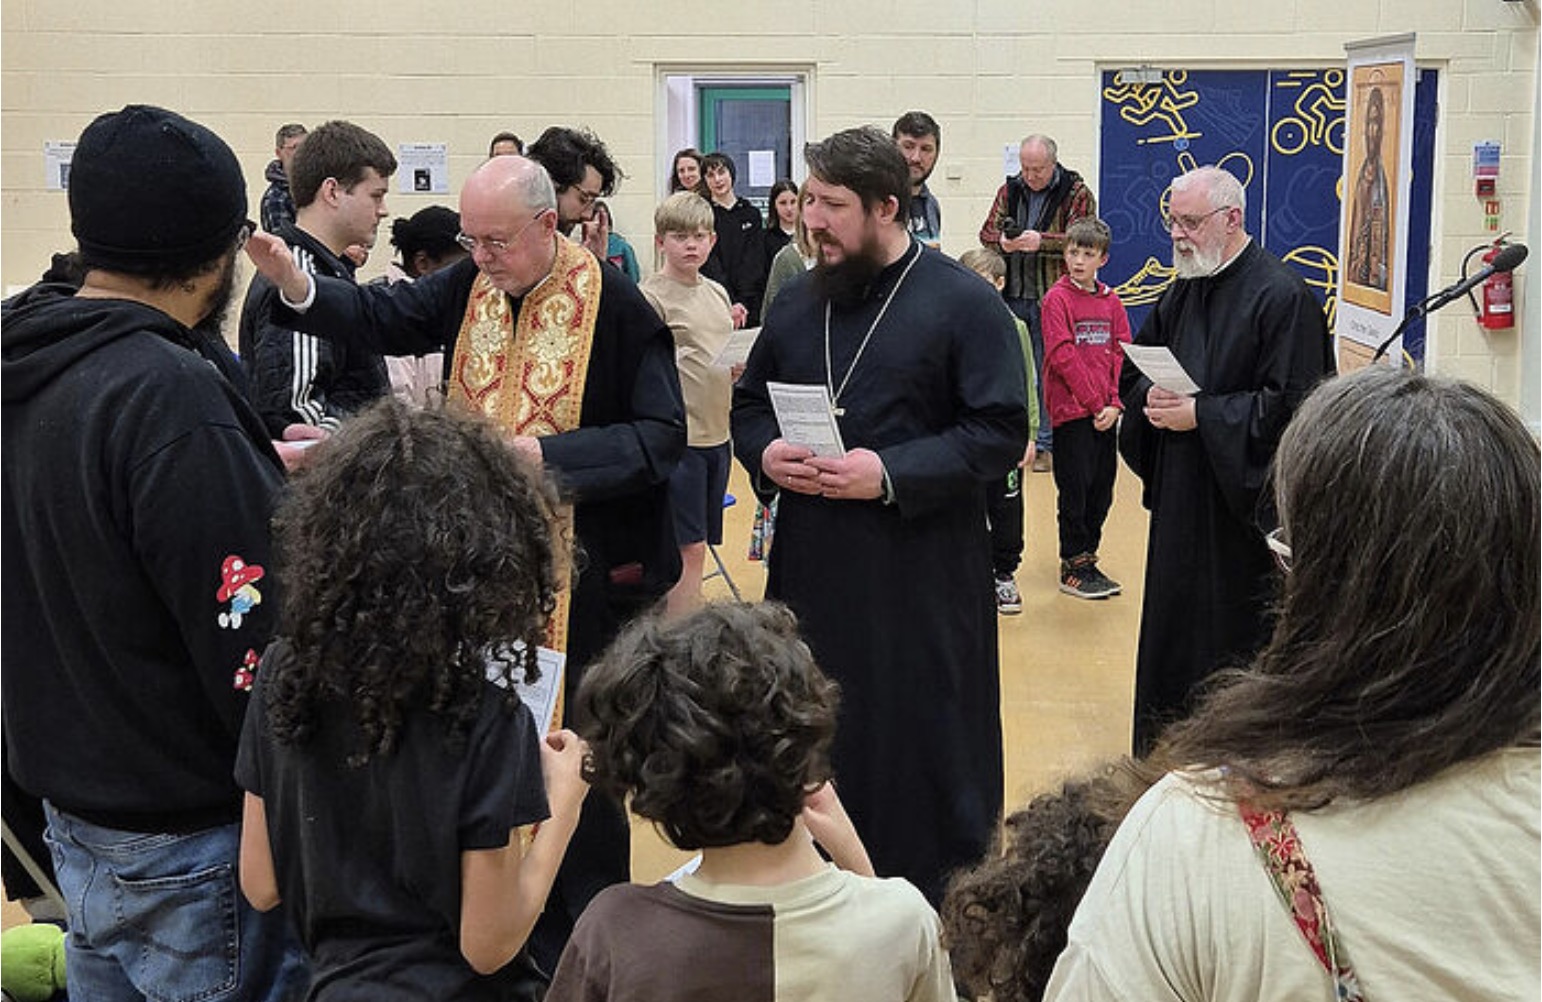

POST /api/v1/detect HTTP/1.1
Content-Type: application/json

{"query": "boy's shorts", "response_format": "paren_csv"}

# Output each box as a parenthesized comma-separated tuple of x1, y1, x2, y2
(668, 442, 732, 546)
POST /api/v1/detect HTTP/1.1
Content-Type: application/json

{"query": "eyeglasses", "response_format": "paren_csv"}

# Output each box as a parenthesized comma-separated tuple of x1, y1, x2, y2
(572, 186, 603, 207)
(1161, 205, 1231, 234)
(1264, 526, 1292, 573)
(235, 219, 256, 251)
(455, 210, 549, 255)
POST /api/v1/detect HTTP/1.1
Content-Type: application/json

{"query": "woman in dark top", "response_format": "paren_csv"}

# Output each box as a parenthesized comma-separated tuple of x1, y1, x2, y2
(762, 178, 799, 271)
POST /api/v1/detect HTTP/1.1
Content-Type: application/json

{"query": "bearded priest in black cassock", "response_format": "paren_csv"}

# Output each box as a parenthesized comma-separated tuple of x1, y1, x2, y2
(732, 127, 1029, 905)
(1120, 166, 1335, 755)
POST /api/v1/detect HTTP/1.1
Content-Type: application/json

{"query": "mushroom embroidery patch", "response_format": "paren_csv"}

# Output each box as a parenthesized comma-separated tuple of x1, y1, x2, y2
(234, 648, 259, 691)
(216, 554, 265, 629)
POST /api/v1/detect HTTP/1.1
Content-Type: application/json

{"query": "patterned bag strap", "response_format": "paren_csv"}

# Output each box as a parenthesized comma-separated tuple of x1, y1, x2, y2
(1238, 804, 1366, 1002)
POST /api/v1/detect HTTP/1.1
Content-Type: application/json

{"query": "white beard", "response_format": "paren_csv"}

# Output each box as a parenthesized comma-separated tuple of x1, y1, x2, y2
(1172, 238, 1225, 279)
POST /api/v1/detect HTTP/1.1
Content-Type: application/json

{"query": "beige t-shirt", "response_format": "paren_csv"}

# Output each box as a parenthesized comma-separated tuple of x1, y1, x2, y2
(640, 271, 734, 448)
(1045, 748, 1541, 1002)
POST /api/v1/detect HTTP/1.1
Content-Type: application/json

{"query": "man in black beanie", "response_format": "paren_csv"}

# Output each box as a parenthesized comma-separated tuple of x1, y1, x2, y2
(2, 104, 309, 1001)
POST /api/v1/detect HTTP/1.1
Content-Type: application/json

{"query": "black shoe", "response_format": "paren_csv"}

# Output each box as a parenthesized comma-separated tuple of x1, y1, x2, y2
(1059, 556, 1120, 599)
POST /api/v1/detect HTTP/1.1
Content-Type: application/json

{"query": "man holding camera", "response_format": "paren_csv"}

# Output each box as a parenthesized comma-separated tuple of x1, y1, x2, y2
(979, 135, 1095, 470)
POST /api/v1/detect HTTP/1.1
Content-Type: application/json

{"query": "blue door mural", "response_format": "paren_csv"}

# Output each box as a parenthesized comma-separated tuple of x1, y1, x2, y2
(1098, 68, 1436, 363)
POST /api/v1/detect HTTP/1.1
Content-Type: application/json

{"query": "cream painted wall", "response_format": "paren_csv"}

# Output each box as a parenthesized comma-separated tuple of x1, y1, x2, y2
(3, 0, 1536, 403)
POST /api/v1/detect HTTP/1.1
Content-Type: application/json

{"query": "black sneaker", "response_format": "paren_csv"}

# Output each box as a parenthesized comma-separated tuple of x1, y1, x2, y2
(1060, 557, 1120, 599)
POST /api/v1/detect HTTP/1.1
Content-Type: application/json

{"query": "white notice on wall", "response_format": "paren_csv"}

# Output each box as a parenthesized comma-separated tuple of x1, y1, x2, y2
(1002, 143, 1019, 180)
(45, 141, 76, 191)
(748, 150, 776, 188)
(397, 142, 450, 194)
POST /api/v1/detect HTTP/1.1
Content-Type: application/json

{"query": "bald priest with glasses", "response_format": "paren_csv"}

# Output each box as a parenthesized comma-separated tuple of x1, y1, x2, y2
(1118, 165, 1334, 756)
(247, 152, 685, 975)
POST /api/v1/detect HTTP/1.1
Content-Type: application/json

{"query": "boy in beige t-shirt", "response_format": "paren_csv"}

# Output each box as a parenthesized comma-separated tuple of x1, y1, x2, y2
(640, 192, 736, 616)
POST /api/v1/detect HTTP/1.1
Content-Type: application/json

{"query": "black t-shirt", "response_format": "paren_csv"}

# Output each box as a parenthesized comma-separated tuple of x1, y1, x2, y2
(236, 647, 550, 1000)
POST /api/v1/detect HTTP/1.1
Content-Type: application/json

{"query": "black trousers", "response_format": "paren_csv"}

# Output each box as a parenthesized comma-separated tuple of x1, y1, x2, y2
(1051, 416, 1118, 560)
(986, 468, 1024, 576)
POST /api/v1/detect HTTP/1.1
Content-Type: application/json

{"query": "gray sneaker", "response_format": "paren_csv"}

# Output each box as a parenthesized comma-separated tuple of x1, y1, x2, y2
(994, 574, 1023, 614)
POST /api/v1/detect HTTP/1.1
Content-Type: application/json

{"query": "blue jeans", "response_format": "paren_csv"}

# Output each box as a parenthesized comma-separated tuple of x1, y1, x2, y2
(43, 803, 308, 1002)
(1005, 296, 1052, 453)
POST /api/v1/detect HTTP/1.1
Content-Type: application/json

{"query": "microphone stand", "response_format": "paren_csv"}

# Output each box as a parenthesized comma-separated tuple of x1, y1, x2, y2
(1369, 298, 1429, 363)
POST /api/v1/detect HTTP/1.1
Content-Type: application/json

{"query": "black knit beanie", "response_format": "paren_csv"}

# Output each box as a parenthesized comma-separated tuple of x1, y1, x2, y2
(69, 105, 248, 275)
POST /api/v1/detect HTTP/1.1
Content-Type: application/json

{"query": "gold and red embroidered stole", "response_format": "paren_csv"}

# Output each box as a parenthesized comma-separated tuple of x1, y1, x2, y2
(447, 238, 601, 725)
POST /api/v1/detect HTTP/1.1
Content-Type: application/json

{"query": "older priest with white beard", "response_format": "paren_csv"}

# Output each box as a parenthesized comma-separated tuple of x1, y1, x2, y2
(732, 126, 1029, 906)
(1119, 165, 1334, 755)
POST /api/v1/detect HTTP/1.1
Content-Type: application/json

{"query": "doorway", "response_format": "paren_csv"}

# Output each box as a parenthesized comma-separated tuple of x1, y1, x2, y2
(661, 70, 809, 215)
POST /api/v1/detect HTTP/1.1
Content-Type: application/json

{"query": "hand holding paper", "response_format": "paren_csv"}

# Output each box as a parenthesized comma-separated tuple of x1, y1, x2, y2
(766, 382, 846, 458)
(761, 439, 822, 496)
(1145, 385, 1198, 432)
(1121, 344, 1201, 396)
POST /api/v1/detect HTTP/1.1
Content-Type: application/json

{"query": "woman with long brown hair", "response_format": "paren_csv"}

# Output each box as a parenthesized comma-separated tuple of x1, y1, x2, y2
(1045, 366, 1540, 1001)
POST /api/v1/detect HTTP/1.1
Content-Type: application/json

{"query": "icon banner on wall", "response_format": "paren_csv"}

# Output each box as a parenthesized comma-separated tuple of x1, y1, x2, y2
(1336, 35, 1416, 352)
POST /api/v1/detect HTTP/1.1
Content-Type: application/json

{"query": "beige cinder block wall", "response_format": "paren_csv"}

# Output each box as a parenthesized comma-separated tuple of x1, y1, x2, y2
(3, 0, 1536, 413)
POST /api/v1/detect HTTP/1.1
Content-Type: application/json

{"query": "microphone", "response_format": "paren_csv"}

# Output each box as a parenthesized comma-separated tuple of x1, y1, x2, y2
(1372, 243, 1528, 362)
(1424, 242, 1528, 312)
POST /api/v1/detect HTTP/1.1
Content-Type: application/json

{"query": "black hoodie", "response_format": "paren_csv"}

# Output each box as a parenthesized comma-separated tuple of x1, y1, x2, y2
(2, 284, 284, 831)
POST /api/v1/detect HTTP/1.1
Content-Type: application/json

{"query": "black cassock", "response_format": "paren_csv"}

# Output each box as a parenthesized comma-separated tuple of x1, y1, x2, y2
(732, 242, 1029, 904)
(1119, 240, 1334, 754)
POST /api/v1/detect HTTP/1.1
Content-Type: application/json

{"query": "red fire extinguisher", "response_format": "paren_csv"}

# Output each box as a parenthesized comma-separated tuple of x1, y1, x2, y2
(1480, 243, 1515, 330)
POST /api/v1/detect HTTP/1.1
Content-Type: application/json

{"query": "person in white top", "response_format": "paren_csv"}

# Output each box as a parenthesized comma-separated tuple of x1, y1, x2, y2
(1043, 365, 1540, 1002)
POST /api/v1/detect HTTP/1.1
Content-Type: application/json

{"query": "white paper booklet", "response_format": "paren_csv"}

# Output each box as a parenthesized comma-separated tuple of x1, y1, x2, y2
(1121, 344, 1202, 396)
(486, 645, 566, 734)
(766, 381, 846, 458)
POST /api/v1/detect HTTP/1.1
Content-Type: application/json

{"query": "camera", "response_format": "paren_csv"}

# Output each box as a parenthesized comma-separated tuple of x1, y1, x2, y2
(1000, 218, 1023, 239)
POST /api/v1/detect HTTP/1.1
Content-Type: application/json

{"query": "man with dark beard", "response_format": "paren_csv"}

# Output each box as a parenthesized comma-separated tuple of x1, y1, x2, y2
(892, 111, 942, 247)
(731, 126, 1029, 906)
(2, 105, 306, 999)
(1118, 165, 1334, 755)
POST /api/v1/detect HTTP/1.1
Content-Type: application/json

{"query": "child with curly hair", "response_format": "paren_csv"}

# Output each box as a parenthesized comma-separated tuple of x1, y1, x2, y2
(235, 402, 590, 1000)
(548, 602, 956, 1002)
(941, 765, 1145, 1002)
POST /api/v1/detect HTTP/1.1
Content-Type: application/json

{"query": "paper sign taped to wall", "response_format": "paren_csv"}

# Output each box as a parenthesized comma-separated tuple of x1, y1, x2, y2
(748, 150, 776, 188)
(45, 141, 75, 191)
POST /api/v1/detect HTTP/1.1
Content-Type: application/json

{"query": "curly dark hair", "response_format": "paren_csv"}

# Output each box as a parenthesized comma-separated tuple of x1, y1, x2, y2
(265, 401, 567, 765)
(573, 602, 840, 850)
(527, 125, 622, 196)
(941, 764, 1147, 1002)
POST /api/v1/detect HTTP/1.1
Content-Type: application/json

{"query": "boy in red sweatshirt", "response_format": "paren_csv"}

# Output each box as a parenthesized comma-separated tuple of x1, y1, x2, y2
(1040, 218, 1131, 599)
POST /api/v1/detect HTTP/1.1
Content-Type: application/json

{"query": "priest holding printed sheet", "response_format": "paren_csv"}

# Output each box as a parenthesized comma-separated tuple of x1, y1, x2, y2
(247, 153, 685, 972)
(731, 127, 1029, 905)
(1119, 165, 1334, 755)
